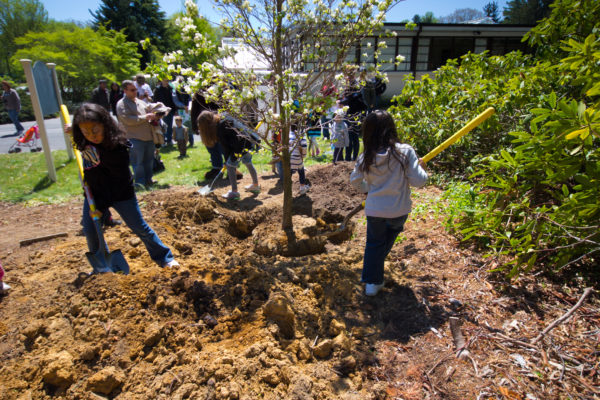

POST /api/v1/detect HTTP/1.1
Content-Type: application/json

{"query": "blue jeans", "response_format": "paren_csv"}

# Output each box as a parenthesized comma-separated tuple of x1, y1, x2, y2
(362, 215, 408, 284)
(82, 197, 174, 266)
(129, 138, 155, 185)
(207, 143, 224, 169)
(163, 111, 175, 145)
(8, 109, 24, 132)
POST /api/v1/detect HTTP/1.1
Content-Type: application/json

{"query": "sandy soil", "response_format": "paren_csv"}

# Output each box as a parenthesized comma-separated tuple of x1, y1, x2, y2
(0, 162, 597, 400)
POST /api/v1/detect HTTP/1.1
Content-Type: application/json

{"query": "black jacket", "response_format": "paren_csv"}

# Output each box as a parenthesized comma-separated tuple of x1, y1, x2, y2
(153, 85, 176, 109)
(91, 87, 110, 111)
(217, 119, 254, 163)
(82, 142, 134, 210)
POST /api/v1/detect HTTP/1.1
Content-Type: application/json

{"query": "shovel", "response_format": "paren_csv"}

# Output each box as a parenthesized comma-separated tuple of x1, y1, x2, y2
(198, 166, 226, 196)
(61, 105, 129, 275)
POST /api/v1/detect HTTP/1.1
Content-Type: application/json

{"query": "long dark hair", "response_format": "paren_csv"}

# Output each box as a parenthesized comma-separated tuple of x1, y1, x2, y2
(196, 110, 219, 147)
(72, 103, 127, 150)
(359, 110, 407, 173)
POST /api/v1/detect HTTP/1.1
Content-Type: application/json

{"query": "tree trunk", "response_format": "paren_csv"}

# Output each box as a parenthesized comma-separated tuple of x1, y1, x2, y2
(274, 0, 294, 231)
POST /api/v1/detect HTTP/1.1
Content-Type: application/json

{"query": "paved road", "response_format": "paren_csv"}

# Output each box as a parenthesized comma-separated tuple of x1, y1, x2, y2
(0, 117, 70, 154)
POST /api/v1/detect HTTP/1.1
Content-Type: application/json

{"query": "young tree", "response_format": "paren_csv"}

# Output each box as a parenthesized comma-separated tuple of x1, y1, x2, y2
(484, 1, 501, 23)
(0, 0, 48, 77)
(161, 0, 399, 231)
(13, 25, 140, 102)
(91, 0, 174, 68)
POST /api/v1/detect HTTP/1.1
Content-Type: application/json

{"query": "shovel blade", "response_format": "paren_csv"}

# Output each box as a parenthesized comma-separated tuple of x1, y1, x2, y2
(86, 249, 130, 275)
(198, 185, 212, 196)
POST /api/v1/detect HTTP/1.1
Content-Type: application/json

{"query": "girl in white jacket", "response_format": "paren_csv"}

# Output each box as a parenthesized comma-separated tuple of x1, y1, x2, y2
(350, 110, 428, 296)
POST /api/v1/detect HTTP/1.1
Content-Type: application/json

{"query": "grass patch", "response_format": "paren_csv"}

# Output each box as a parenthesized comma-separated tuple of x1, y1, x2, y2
(0, 138, 340, 205)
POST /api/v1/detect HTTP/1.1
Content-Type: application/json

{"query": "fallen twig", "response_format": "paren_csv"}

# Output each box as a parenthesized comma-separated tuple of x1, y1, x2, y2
(19, 232, 68, 246)
(532, 287, 594, 344)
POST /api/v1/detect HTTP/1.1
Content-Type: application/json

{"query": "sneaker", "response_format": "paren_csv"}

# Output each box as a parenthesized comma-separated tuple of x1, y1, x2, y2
(244, 183, 261, 194)
(163, 260, 180, 268)
(299, 184, 310, 195)
(0, 281, 11, 292)
(222, 190, 240, 200)
(365, 282, 384, 296)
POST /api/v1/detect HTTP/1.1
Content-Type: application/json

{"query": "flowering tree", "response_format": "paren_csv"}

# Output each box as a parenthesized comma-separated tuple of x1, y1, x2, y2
(160, 0, 401, 231)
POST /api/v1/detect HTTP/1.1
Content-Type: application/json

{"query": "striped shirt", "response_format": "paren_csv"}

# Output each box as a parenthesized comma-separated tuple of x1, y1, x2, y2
(289, 131, 307, 171)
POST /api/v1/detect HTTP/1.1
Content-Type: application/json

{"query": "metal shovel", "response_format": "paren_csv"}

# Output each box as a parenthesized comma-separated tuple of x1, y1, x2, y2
(198, 167, 226, 196)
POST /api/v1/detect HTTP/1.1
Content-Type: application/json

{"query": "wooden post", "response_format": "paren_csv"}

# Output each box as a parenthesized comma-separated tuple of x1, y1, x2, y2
(20, 59, 56, 182)
(47, 63, 74, 160)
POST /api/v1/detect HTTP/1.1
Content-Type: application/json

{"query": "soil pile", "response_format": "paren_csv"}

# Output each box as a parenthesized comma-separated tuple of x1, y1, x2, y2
(0, 162, 597, 399)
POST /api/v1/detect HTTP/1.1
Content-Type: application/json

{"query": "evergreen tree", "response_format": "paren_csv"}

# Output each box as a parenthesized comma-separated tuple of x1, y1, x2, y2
(502, 0, 553, 25)
(484, 1, 501, 23)
(90, 0, 174, 68)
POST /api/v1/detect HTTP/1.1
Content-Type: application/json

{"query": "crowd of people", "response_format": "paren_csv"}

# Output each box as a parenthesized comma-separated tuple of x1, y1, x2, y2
(0, 68, 425, 297)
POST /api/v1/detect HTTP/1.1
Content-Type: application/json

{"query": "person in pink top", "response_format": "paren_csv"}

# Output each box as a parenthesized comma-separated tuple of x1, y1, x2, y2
(0, 262, 10, 292)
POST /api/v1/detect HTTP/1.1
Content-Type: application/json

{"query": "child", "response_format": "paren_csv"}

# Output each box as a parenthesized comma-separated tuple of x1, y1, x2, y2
(173, 115, 189, 158)
(289, 128, 311, 195)
(196, 110, 260, 200)
(349, 110, 428, 296)
(306, 113, 321, 157)
(0, 262, 10, 292)
(330, 110, 349, 164)
(71, 103, 179, 270)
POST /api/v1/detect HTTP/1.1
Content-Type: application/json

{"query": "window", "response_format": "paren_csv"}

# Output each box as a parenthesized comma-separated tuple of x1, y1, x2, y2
(490, 37, 530, 55)
(428, 37, 474, 70)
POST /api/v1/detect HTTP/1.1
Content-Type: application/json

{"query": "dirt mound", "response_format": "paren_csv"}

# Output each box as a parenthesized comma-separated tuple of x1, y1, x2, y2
(0, 163, 598, 399)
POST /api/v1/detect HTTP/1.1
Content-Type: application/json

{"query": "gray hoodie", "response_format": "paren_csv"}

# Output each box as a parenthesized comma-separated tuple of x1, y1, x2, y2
(350, 143, 428, 218)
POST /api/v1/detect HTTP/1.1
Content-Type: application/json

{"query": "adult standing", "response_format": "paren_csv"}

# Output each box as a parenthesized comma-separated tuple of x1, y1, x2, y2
(339, 67, 366, 161)
(134, 74, 152, 103)
(109, 82, 123, 116)
(116, 80, 158, 187)
(153, 78, 177, 146)
(90, 79, 110, 111)
(1, 81, 24, 135)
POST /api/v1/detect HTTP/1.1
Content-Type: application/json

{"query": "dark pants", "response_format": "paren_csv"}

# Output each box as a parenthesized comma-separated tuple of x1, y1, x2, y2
(362, 215, 408, 284)
(206, 142, 225, 169)
(163, 111, 175, 145)
(345, 130, 360, 161)
(8, 109, 24, 133)
(292, 167, 307, 185)
(177, 140, 187, 157)
(333, 147, 343, 163)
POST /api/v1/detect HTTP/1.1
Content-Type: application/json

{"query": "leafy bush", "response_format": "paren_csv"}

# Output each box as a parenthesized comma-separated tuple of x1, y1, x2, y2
(390, 0, 600, 276)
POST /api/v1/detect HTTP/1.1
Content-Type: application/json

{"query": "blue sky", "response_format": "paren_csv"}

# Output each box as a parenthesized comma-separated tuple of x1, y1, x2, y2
(42, 0, 508, 25)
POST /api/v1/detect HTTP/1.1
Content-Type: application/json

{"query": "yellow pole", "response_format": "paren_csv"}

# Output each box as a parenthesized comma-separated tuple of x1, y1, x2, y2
(422, 107, 495, 163)
(60, 105, 85, 183)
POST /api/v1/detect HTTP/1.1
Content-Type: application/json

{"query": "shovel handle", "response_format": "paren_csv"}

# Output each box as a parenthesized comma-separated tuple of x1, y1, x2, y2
(422, 107, 495, 163)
